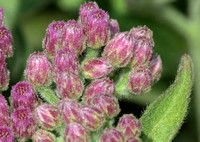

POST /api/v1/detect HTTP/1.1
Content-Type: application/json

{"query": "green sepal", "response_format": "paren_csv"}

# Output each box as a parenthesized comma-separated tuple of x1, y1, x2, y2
(140, 54, 193, 142)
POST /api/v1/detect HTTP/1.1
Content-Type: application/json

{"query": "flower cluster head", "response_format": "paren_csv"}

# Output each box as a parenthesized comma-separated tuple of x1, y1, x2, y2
(0, 1, 163, 141)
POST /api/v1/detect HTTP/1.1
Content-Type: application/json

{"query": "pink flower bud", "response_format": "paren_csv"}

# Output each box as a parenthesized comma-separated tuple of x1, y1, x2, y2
(100, 128, 124, 142)
(85, 9, 110, 49)
(43, 21, 66, 58)
(35, 104, 60, 130)
(79, 2, 99, 27)
(0, 27, 13, 57)
(52, 48, 80, 82)
(0, 94, 10, 126)
(130, 25, 154, 46)
(0, 8, 3, 26)
(128, 65, 153, 94)
(32, 129, 56, 142)
(102, 32, 134, 67)
(82, 58, 113, 79)
(0, 51, 9, 90)
(109, 19, 120, 38)
(129, 36, 152, 67)
(83, 77, 115, 104)
(126, 137, 142, 142)
(57, 72, 83, 100)
(60, 20, 86, 55)
(64, 122, 90, 142)
(91, 95, 120, 118)
(11, 81, 38, 110)
(149, 53, 162, 82)
(11, 108, 36, 139)
(117, 114, 141, 139)
(79, 105, 105, 131)
(0, 126, 14, 142)
(57, 99, 81, 124)
(25, 52, 52, 87)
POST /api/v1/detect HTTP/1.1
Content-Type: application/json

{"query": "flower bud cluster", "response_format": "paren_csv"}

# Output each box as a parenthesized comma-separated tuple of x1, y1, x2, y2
(0, 1, 163, 141)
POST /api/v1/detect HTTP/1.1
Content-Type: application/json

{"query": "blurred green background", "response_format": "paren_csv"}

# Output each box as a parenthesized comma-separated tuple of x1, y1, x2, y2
(0, 0, 199, 141)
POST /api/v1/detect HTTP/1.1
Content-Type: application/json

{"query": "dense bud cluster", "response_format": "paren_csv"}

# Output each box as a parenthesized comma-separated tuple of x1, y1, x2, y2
(0, 1, 163, 141)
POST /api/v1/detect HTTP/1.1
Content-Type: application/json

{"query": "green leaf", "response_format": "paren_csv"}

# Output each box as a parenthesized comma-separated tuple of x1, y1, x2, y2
(140, 54, 193, 142)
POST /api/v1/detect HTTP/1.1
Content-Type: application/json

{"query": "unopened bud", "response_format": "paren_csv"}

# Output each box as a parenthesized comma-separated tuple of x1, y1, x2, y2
(128, 65, 153, 94)
(100, 128, 124, 142)
(109, 19, 120, 38)
(43, 21, 66, 58)
(11, 81, 38, 110)
(86, 9, 110, 49)
(32, 129, 56, 142)
(0, 51, 9, 91)
(0, 94, 10, 126)
(0, 126, 14, 142)
(103, 32, 134, 67)
(82, 58, 113, 79)
(25, 52, 52, 87)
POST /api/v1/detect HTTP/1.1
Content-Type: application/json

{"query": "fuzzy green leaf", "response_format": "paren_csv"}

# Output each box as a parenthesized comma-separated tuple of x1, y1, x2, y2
(140, 54, 193, 142)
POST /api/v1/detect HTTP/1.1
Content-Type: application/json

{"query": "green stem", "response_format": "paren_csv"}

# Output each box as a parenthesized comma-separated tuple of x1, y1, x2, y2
(37, 87, 59, 105)
(82, 47, 100, 63)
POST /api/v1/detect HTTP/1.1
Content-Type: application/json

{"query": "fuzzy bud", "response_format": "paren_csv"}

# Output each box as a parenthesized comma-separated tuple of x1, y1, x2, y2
(149, 53, 162, 82)
(57, 72, 83, 100)
(129, 36, 152, 67)
(102, 32, 134, 67)
(100, 128, 124, 142)
(128, 65, 153, 94)
(82, 58, 113, 79)
(32, 129, 56, 142)
(83, 77, 115, 104)
(11, 108, 36, 139)
(64, 122, 90, 142)
(0, 27, 13, 57)
(35, 104, 60, 130)
(0, 8, 3, 26)
(43, 21, 66, 58)
(79, 2, 99, 27)
(79, 105, 105, 131)
(0, 51, 9, 91)
(86, 9, 110, 49)
(91, 95, 120, 118)
(126, 137, 142, 142)
(11, 81, 38, 110)
(25, 52, 52, 87)
(0, 126, 14, 142)
(60, 20, 86, 55)
(57, 99, 81, 124)
(117, 114, 141, 139)
(52, 48, 80, 82)
(0, 94, 10, 127)
(109, 19, 120, 38)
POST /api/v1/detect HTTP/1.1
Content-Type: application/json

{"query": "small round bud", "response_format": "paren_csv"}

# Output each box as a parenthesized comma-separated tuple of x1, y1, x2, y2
(79, 2, 99, 26)
(82, 58, 113, 79)
(11, 108, 36, 139)
(83, 78, 115, 104)
(32, 129, 56, 142)
(0, 27, 13, 57)
(0, 126, 14, 142)
(126, 137, 142, 142)
(64, 122, 90, 142)
(11, 81, 38, 110)
(52, 48, 80, 82)
(86, 9, 110, 49)
(0, 94, 10, 126)
(117, 114, 141, 139)
(0, 8, 3, 26)
(57, 72, 83, 100)
(109, 19, 120, 38)
(129, 36, 152, 67)
(57, 99, 81, 124)
(100, 128, 124, 142)
(43, 21, 66, 58)
(102, 32, 134, 67)
(128, 65, 153, 94)
(149, 53, 162, 82)
(91, 95, 120, 118)
(79, 105, 105, 131)
(35, 104, 60, 130)
(60, 20, 86, 55)
(25, 52, 52, 87)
